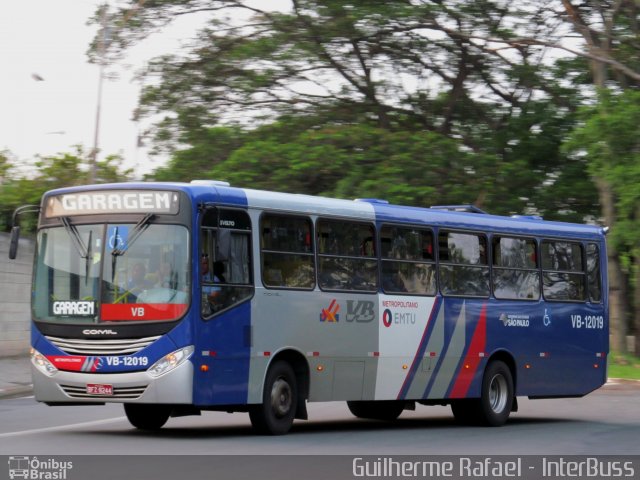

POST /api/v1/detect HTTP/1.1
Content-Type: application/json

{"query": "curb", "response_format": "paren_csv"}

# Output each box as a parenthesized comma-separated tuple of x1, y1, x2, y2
(0, 384, 33, 399)
(604, 377, 640, 386)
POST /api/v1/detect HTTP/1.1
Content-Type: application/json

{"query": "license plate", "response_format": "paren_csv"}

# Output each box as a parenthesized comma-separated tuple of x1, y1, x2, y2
(86, 383, 113, 396)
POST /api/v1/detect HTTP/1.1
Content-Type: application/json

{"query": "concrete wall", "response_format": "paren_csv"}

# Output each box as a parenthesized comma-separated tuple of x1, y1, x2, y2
(0, 232, 35, 357)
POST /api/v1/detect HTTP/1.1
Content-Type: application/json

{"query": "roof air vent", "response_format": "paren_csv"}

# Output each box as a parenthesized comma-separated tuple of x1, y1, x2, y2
(190, 180, 231, 187)
(354, 198, 390, 204)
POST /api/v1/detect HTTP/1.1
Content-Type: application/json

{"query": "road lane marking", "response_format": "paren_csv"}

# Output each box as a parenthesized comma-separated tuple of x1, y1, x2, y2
(0, 417, 127, 438)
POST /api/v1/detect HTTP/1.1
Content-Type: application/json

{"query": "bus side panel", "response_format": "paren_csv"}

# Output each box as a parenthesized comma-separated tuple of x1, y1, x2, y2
(243, 294, 607, 405)
(247, 290, 380, 404)
(405, 298, 608, 401)
(516, 302, 607, 397)
(478, 300, 607, 398)
(406, 298, 487, 401)
(192, 301, 252, 406)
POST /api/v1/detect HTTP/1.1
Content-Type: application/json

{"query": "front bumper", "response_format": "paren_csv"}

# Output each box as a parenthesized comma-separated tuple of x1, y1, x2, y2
(32, 359, 193, 404)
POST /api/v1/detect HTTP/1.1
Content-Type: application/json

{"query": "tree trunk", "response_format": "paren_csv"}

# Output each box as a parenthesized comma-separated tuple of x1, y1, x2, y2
(595, 177, 628, 353)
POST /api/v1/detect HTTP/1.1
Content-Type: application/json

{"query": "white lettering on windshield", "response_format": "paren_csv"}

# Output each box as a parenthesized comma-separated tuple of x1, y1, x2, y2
(52, 301, 96, 316)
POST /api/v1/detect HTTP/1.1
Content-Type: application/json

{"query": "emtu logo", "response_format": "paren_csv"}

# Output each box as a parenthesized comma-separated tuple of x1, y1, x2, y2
(320, 299, 340, 322)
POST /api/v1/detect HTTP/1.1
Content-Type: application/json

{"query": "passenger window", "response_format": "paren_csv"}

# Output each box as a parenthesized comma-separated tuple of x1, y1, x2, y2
(586, 243, 602, 303)
(317, 219, 377, 292)
(380, 225, 436, 295)
(541, 240, 585, 301)
(261, 214, 315, 289)
(492, 237, 540, 300)
(438, 231, 489, 297)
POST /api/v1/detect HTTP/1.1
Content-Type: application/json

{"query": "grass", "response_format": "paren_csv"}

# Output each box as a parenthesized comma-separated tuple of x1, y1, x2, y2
(608, 352, 640, 380)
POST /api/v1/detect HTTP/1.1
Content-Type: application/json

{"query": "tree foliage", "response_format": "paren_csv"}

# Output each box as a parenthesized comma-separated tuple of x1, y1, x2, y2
(0, 147, 133, 232)
(94, 0, 639, 352)
(565, 90, 640, 355)
(104, 1, 577, 143)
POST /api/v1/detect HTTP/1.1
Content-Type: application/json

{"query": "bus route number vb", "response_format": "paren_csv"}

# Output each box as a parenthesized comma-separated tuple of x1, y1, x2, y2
(571, 315, 604, 329)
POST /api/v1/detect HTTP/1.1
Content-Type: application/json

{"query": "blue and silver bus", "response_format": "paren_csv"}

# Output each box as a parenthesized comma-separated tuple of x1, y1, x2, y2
(9, 181, 608, 434)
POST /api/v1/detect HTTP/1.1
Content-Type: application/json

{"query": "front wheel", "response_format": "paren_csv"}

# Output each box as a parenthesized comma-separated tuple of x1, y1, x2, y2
(249, 361, 297, 435)
(124, 404, 171, 430)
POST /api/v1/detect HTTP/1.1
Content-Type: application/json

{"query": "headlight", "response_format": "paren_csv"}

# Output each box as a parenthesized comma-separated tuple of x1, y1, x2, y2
(31, 348, 58, 376)
(148, 346, 194, 378)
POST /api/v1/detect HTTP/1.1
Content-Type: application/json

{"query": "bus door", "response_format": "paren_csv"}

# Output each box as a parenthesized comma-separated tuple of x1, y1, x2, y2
(193, 207, 254, 406)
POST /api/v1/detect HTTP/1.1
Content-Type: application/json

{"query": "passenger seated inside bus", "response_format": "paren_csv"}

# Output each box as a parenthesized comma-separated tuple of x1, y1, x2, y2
(213, 261, 226, 284)
(202, 255, 229, 314)
(382, 270, 407, 292)
(128, 262, 152, 295)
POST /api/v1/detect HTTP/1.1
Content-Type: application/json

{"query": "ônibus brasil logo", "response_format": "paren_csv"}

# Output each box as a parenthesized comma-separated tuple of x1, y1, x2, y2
(8, 456, 73, 480)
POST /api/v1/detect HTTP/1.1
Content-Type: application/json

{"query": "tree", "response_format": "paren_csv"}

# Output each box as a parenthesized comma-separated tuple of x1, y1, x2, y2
(565, 90, 640, 357)
(0, 150, 11, 184)
(555, 0, 640, 355)
(149, 126, 246, 182)
(98, 1, 576, 147)
(0, 147, 133, 232)
(97, 1, 638, 354)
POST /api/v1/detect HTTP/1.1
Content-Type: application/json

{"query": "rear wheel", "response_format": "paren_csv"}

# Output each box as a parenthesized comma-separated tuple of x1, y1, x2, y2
(124, 404, 171, 430)
(347, 400, 404, 421)
(249, 361, 297, 435)
(451, 360, 514, 426)
(478, 360, 514, 426)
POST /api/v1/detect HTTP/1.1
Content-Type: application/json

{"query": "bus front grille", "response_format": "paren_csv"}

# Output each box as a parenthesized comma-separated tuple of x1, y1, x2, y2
(60, 384, 148, 399)
(45, 335, 161, 356)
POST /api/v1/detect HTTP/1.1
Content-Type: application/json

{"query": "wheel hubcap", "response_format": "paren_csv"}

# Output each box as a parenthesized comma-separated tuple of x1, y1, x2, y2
(270, 377, 292, 418)
(489, 374, 508, 413)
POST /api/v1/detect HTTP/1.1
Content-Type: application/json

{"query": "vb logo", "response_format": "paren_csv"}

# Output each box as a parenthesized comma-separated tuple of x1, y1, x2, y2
(345, 300, 375, 323)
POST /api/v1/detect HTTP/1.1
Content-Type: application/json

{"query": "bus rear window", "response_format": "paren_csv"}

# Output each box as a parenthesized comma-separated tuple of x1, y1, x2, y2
(492, 236, 540, 301)
(541, 240, 585, 301)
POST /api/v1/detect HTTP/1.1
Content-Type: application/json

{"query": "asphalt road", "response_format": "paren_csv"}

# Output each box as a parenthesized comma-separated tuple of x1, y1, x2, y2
(1, 381, 638, 456)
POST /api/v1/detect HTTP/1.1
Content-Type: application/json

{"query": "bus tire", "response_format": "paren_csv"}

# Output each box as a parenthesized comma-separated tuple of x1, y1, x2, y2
(124, 403, 171, 430)
(250, 361, 297, 435)
(347, 400, 404, 421)
(478, 360, 514, 426)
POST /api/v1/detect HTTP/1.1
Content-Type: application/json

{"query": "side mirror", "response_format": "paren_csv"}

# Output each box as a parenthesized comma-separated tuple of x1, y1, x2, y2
(9, 226, 20, 259)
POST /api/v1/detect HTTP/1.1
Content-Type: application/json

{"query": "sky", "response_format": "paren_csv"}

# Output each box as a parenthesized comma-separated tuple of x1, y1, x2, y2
(0, 0, 198, 178)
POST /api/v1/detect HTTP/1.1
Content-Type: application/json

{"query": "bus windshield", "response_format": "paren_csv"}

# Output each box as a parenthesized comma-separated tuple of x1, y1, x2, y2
(33, 223, 190, 324)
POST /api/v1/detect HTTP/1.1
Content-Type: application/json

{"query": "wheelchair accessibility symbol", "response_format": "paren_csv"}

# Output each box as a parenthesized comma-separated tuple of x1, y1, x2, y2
(543, 309, 552, 327)
(107, 226, 128, 251)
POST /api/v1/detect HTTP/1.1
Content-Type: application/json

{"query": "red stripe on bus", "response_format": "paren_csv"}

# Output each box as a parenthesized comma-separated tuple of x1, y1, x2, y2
(101, 303, 188, 321)
(449, 304, 487, 399)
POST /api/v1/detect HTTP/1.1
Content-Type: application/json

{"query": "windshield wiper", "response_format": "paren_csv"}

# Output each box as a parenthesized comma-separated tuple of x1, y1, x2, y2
(111, 213, 154, 257)
(61, 217, 94, 285)
(110, 213, 154, 289)
(84, 230, 93, 284)
(61, 216, 89, 258)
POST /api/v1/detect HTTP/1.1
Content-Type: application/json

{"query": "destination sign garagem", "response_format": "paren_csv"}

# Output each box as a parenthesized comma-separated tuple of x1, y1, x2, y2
(45, 190, 180, 217)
